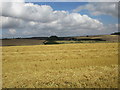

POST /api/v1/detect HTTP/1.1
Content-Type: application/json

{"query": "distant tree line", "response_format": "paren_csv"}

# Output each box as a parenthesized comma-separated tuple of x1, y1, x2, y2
(111, 32, 120, 35)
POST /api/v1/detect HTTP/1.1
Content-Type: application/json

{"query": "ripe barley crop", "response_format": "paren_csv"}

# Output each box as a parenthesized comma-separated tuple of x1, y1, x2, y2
(2, 43, 118, 88)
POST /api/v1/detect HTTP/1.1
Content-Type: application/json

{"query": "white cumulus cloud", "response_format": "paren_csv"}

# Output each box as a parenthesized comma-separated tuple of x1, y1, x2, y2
(0, 2, 118, 38)
(9, 29, 16, 34)
(73, 2, 118, 17)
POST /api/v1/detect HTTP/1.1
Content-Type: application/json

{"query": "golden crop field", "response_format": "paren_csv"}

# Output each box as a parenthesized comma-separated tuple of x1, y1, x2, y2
(2, 43, 119, 88)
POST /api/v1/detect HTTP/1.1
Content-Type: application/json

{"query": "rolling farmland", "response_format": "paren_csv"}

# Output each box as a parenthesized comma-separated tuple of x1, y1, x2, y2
(1, 35, 119, 46)
(2, 43, 118, 88)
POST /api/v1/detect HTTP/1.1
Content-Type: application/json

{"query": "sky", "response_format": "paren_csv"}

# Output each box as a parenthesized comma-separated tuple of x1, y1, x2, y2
(0, 1, 119, 38)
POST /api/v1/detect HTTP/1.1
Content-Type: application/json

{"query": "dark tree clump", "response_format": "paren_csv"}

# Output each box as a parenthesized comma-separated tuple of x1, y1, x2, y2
(44, 36, 59, 45)
(47, 36, 59, 41)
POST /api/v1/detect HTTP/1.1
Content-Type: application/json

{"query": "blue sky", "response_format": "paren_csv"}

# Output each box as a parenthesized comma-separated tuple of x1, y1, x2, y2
(32, 2, 88, 12)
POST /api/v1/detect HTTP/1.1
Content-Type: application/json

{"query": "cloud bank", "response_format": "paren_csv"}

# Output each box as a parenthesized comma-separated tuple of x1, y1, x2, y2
(0, 2, 118, 38)
(73, 2, 118, 17)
